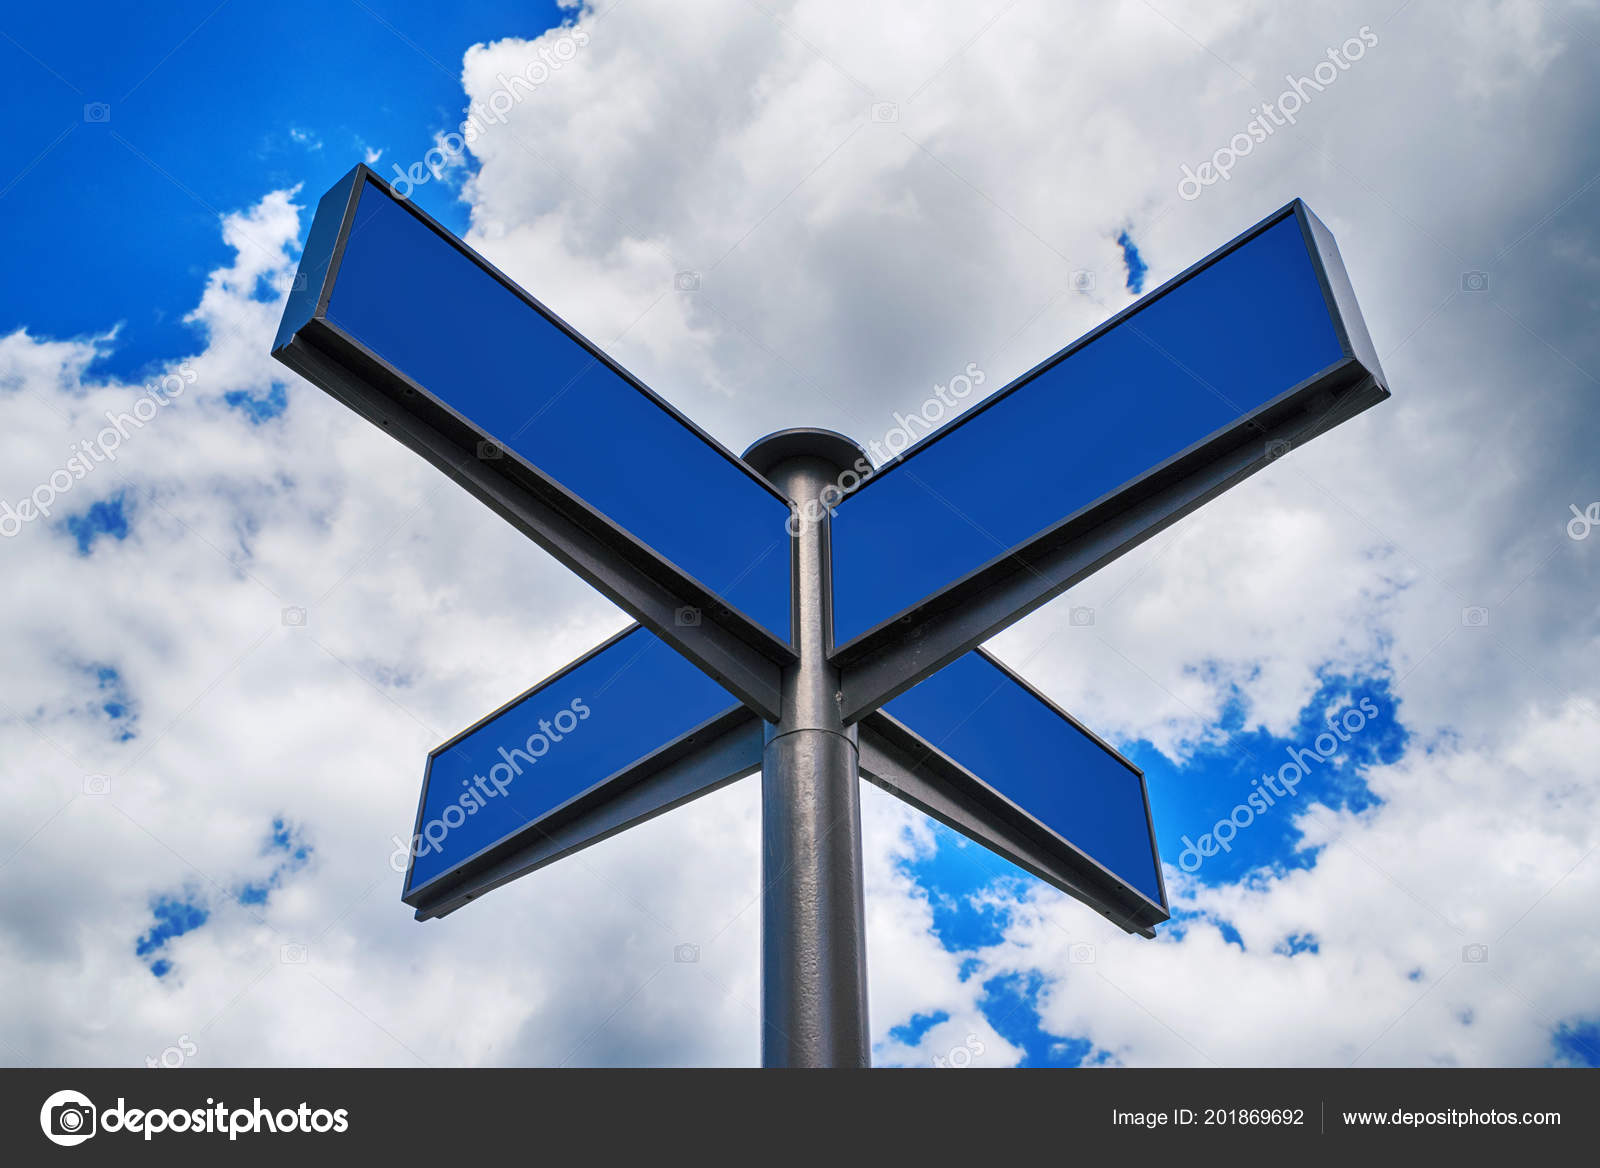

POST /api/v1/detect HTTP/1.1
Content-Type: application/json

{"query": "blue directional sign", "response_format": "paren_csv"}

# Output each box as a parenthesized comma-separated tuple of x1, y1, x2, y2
(274, 166, 793, 720)
(402, 625, 752, 916)
(829, 201, 1389, 719)
(867, 649, 1163, 931)
(275, 162, 1390, 1062)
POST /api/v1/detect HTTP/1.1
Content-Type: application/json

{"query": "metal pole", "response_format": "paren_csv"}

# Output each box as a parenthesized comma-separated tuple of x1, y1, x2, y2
(743, 430, 871, 1068)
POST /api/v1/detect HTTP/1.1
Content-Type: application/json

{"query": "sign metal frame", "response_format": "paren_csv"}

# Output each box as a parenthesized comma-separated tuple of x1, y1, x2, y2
(829, 200, 1389, 721)
(273, 166, 796, 721)
(860, 648, 1166, 937)
(273, 171, 1391, 1066)
(400, 625, 756, 920)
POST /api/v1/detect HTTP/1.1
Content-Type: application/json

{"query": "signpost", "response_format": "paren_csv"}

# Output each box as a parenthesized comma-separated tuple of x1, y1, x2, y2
(274, 164, 1388, 1067)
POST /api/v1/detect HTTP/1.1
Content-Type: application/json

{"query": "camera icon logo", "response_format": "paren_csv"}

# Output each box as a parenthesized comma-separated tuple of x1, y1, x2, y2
(932, 1033, 986, 1068)
(674, 943, 699, 963)
(1460, 606, 1489, 628)
(1069, 942, 1096, 964)
(477, 439, 504, 460)
(40, 1089, 97, 1146)
(1461, 943, 1489, 963)
(84, 103, 111, 123)
(674, 605, 701, 627)
(280, 943, 309, 964)
(1460, 270, 1489, 293)
(1068, 606, 1095, 627)
(674, 270, 701, 292)
(870, 101, 899, 123)
(281, 606, 307, 627)
(83, 774, 111, 796)
(1070, 269, 1096, 292)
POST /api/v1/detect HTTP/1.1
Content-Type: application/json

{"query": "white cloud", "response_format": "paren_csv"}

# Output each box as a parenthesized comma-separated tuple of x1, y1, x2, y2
(982, 699, 1600, 1066)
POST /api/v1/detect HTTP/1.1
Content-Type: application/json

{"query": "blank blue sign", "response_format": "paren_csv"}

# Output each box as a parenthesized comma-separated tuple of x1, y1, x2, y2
(831, 205, 1356, 648)
(404, 626, 742, 896)
(280, 168, 793, 645)
(884, 651, 1163, 906)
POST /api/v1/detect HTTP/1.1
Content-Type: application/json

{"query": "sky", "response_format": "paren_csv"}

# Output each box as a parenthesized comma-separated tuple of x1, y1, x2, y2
(1, 0, 1598, 1069)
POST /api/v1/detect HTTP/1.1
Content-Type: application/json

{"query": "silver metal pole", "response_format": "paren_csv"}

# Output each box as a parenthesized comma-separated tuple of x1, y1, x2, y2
(744, 430, 871, 1068)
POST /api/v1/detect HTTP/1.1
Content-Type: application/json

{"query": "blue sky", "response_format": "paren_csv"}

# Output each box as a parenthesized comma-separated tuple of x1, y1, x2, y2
(0, 1, 563, 382)
(894, 674, 1415, 1066)
(2, 0, 1598, 1070)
